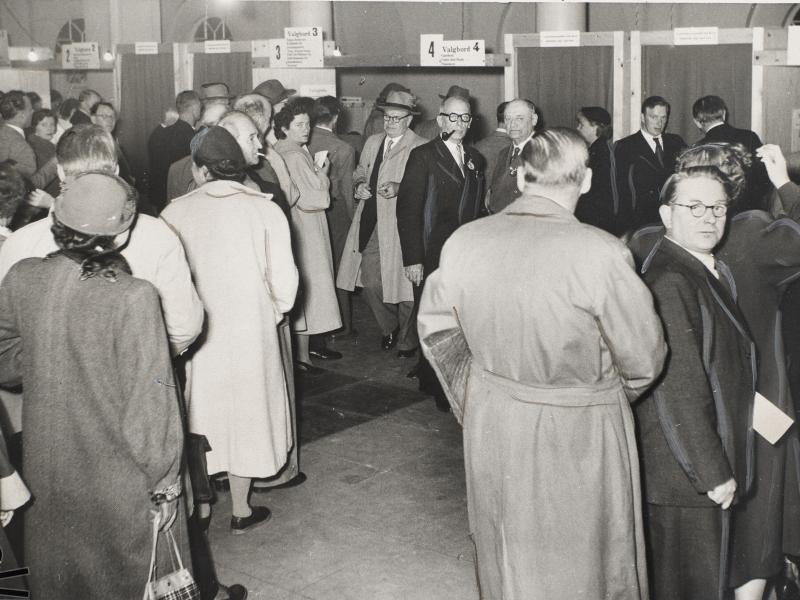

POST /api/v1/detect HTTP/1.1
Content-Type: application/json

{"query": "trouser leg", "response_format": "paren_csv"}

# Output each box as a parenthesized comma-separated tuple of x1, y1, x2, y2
(360, 232, 399, 336)
(397, 300, 418, 351)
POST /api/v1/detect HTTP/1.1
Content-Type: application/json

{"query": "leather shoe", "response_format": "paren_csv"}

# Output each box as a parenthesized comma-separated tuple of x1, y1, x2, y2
(309, 347, 343, 360)
(230, 506, 272, 535)
(382, 327, 399, 351)
(295, 361, 324, 375)
(398, 347, 417, 359)
(215, 583, 248, 600)
(252, 471, 307, 493)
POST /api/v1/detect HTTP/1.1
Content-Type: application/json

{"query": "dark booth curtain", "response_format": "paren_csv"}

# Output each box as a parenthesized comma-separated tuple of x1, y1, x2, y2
(192, 53, 253, 98)
(516, 47, 614, 132)
(642, 44, 752, 146)
(119, 53, 176, 194)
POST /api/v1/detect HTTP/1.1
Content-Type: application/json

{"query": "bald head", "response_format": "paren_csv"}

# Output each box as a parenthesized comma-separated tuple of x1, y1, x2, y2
(219, 110, 262, 166)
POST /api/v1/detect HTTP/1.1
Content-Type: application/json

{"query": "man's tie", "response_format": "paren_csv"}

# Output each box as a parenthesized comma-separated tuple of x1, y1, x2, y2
(654, 137, 665, 168)
(455, 143, 465, 174)
(358, 137, 389, 252)
(384, 139, 394, 159)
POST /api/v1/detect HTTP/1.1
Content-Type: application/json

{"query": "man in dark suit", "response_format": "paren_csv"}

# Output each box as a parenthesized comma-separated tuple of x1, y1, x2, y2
(397, 94, 485, 411)
(70, 89, 100, 125)
(486, 98, 537, 213)
(147, 90, 201, 213)
(615, 95, 686, 233)
(693, 94, 770, 211)
(474, 101, 510, 187)
(309, 96, 357, 339)
(632, 167, 755, 600)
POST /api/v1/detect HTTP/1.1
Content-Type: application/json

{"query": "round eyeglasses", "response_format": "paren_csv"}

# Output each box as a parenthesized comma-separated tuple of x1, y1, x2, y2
(439, 112, 473, 123)
(671, 202, 728, 218)
(383, 115, 411, 124)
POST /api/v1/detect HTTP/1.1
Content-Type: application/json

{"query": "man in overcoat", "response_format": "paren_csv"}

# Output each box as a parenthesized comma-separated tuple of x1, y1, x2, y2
(632, 167, 756, 600)
(337, 90, 426, 354)
(396, 94, 486, 409)
(417, 128, 666, 599)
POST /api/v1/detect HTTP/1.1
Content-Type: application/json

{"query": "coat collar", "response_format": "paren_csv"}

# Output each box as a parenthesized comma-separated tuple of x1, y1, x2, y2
(432, 137, 464, 185)
(503, 194, 578, 220)
(181, 178, 265, 200)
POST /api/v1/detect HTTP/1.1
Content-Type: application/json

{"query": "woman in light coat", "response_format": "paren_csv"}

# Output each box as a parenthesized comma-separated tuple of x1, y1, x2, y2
(274, 98, 342, 370)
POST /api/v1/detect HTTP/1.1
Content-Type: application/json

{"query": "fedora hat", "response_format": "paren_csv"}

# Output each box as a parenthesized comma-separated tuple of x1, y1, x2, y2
(438, 85, 470, 101)
(253, 79, 296, 105)
(377, 90, 420, 115)
(200, 82, 232, 103)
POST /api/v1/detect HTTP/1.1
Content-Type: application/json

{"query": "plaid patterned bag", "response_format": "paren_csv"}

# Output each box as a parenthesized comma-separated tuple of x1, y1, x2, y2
(143, 513, 200, 600)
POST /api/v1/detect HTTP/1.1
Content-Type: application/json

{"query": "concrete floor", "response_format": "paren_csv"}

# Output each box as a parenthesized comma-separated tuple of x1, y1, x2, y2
(206, 293, 480, 600)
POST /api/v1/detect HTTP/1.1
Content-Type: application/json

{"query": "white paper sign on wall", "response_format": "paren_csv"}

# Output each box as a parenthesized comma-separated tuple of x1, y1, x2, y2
(299, 84, 337, 99)
(420, 34, 444, 67)
(135, 42, 159, 55)
(788, 25, 800, 66)
(62, 42, 100, 69)
(420, 35, 484, 66)
(673, 27, 719, 46)
(540, 31, 581, 48)
(204, 40, 231, 54)
(284, 26, 324, 68)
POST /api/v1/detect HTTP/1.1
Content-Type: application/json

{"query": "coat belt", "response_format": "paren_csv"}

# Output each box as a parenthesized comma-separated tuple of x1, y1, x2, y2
(477, 368, 623, 407)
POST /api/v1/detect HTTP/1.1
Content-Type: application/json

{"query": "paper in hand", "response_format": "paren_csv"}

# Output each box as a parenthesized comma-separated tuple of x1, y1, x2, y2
(753, 392, 794, 445)
(314, 150, 328, 168)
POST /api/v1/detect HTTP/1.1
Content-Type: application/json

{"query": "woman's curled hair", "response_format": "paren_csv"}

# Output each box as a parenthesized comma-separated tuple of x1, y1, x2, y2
(47, 217, 132, 282)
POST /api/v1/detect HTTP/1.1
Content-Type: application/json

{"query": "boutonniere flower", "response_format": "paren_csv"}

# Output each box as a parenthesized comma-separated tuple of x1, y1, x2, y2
(466, 158, 475, 171)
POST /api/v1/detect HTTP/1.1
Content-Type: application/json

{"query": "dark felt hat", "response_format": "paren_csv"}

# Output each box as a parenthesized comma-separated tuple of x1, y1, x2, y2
(377, 90, 420, 116)
(438, 85, 470, 101)
(377, 82, 410, 102)
(253, 79, 296, 105)
(193, 126, 246, 177)
(580, 106, 611, 127)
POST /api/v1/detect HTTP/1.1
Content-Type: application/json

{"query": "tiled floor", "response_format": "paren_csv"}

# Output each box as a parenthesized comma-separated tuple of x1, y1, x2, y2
(206, 293, 480, 599)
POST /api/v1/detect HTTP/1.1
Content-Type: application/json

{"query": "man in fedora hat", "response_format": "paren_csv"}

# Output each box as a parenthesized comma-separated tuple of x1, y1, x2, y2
(414, 85, 471, 141)
(363, 83, 412, 139)
(337, 90, 426, 358)
(200, 82, 233, 109)
(253, 79, 295, 114)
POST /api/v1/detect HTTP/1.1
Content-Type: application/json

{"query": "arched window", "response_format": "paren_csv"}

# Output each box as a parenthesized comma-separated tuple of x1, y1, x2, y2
(55, 18, 86, 53)
(193, 17, 233, 42)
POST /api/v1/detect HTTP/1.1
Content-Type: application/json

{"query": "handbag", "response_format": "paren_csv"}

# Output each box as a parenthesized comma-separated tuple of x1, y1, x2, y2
(143, 513, 200, 600)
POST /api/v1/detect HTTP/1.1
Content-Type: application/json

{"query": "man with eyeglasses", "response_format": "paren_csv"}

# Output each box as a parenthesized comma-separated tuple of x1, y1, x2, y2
(396, 94, 486, 411)
(337, 90, 426, 358)
(486, 98, 538, 214)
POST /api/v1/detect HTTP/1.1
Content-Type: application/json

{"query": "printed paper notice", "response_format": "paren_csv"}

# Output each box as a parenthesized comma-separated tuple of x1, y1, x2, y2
(135, 42, 159, 55)
(420, 34, 444, 67)
(204, 40, 231, 54)
(284, 26, 323, 68)
(753, 392, 794, 444)
(299, 84, 337, 99)
(61, 42, 100, 69)
(674, 27, 719, 46)
(540, 31, 580, 48)
(267, 38, 287, 68)
(788, 26, 800, 66)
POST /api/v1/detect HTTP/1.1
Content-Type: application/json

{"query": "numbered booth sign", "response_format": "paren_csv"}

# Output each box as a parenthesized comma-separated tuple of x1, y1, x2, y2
(420, 35, 485, 67)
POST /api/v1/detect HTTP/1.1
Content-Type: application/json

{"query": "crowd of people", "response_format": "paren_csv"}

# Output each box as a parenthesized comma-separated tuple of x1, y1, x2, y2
(0, 75, 799, 600)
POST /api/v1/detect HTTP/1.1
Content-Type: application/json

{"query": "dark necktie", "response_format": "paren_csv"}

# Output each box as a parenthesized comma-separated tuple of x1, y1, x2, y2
(358, 138, 389, 252)
(654, 137, 665, 168)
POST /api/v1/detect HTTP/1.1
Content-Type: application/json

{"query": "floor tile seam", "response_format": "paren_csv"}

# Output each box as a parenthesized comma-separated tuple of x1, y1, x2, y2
(294, 564, 351, 595)
(304, 374, 429, 401)
(212, 560, 292, 589)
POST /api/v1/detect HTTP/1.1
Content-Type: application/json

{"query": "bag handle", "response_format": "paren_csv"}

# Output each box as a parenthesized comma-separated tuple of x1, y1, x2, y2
(143, 511, 186, 600)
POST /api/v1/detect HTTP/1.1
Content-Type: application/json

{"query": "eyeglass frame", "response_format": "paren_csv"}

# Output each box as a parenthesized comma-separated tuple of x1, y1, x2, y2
(670, 202, 728, 218)
(383, 114, 412, 124)
(438, 112, 473, 123)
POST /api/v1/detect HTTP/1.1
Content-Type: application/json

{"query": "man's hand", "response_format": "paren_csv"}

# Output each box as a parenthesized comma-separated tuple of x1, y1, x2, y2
(377, 181, 399, 199)
(354, 182, 371, 202)
(28, 189, 55, 209)
(0, 510, 14, 527)
(707, 477, 737, 510)
(757, 144, 790, 189)
(404, 264, 424, 286)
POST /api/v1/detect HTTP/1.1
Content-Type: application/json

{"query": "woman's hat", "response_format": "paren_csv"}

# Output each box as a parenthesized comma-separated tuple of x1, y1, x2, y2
(580, 106, 611, 127)
(377, 90, 420, 115)
(54, 172, 136, 236)
(194, 126, 246, 177)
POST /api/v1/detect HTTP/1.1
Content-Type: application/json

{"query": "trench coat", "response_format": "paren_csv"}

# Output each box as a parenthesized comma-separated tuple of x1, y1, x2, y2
(162, 180, 298, 477)
(0, 254, 186, 599)
(275, 138, 341, 335)
(337, 130, 426, 303)
(418, 195, 667, 600)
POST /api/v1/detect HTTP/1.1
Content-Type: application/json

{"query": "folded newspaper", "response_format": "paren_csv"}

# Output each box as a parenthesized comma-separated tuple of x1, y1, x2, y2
(421, 327, 472, 425)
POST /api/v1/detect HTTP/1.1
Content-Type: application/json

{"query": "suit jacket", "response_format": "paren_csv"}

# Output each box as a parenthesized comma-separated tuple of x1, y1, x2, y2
(614, 130, 686, 233)
(166, 155, 195, 203)
(337, 130, 426, 303)
(308, 127, 356, 263)
(396, 137, 486, 273)
(634, 237, 755, 507)
(575, 137, 619, 234)
(473, 129, 510, 190)
(700, 123, 770, 212)
(0, 125, 58, 192)
(486, 143, 522, 214)
(70, 110, 92, 126)
(148, 119, 195, 213)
